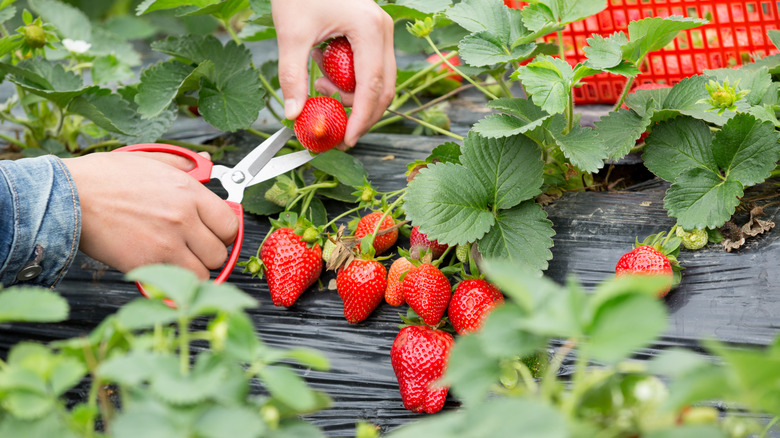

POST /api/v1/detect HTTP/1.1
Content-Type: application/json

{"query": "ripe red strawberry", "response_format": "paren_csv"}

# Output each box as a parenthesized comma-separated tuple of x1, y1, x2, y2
(293, 96, 347, 153)
(425, 52, 462, 83)
(322, 36, 356, 93)
(402, 263, 451, 326)
(336, 259, 387, 323)
(448, 279, 504, 335)
(409, 226, 449, 260)
(615, 245, 674, 297)
(354, 211, 398, 255)
(385, 257, 413, 306)
(391, 325, 454, 414)
(260, 228, 322, 307)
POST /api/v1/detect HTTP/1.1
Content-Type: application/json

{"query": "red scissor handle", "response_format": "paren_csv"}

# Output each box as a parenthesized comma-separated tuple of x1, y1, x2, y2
(114, 143, 244, 306)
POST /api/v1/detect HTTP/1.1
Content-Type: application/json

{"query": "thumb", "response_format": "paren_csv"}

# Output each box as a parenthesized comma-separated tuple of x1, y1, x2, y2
(276, 43, 313, 121)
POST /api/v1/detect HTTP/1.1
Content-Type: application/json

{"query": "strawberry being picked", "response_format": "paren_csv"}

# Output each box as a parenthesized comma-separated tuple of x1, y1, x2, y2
(354, 211, 398, 255)
(391, 325, 454, 414)
(321, 36, 356, 93)
(293, 96, 348, 153)
(260, 215, 323, 307)
(336, 258, 387, 324)
(448, 278, 504, 335)
(402, 263, 451, 326)
(615, 231, 682, 298)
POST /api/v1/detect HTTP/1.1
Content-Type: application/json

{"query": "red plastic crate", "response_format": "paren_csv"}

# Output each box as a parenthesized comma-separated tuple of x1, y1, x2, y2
(504, 0, 780, 104)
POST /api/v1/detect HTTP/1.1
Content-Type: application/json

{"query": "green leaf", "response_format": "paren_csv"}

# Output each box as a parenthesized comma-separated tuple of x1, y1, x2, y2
(642, 116, 718, 182)
(135, 60, 199, 118)
(48, 356, 86, 396)
(623, 16, 708, 64)
(0, 415, 79, 438)
(446, 0, 510, 44)
(310, 149, 367, 188)
(125, 264, 200, 307)
(705, 66, 773, 106)
(477, 201, 554, 272)
(2, 392, 56, 420)
(623, 85, 669, 117)
(582, 34, 623, 69)
(190, 281, 258, 316)
(199, 69, 265, 132)
(520, 3, 555, 33)
(150, 355, 229, 405)
(550, 125, 606, 173)
(664, 167, 744, 229)
(428, 141, 462, 164)
(542, 0, 607, 26)
(111, 408, 187, 438)
(458, 31, 535, 66)
(584, 294, 667, 363)
(712, 113, 780, 187)
(136, 0, 218, 15)
(0, 34, 23, 58)
(0, 287, 68, 323)
(258, 365, 318, 411)
(70, 89, 175, 141)
(404, 162, 494, 246)
(593, 107, 651, 161)
(443, 334, 503, 404)
(473, 97, 552, 139)
(242, 179, 284, 216)
(283, 348, 330, 371)
(29, 0, 91, 41)
(461, 131, 544, 209)
(115, 298, 178, 330)
(195, 405, 266, 438)
(99, 351, 172, 386)
(0, 58, 95, 108)
(514, 55, 573, 114)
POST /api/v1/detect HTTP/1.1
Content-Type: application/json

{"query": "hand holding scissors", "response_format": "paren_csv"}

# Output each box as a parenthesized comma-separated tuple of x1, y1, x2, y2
(115, 127, 314, 297)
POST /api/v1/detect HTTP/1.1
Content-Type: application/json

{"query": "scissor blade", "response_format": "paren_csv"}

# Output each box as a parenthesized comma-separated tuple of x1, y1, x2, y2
(247, 150, 315, 186)
(236, 126, 295, 180)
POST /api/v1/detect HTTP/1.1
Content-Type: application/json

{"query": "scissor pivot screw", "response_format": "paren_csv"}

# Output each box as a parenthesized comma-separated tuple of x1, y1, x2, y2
(231, 171, 246, 183)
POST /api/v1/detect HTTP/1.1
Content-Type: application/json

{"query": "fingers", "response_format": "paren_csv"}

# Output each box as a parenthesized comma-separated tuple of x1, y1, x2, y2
(273, 6, 314, 121)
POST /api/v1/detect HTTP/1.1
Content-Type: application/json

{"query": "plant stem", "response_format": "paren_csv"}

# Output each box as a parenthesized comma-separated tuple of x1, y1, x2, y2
(557, 29, 566, 61)
(425, 37, 499, 100)
(258, 71, 284, 108)
(386, 109, 464, 140)
(541, 338, 576, 401)
(0, 132, 26, 149)
(178, 317, 190, 376)
(366, 194, 405, 252)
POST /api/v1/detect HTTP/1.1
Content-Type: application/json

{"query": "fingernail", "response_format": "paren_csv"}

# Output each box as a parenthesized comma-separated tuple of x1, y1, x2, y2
(284, 99, 301, 120)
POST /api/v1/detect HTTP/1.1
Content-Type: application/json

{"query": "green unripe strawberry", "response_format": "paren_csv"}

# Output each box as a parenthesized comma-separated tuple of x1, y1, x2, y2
(321, 238, 336, 263)
(675, 227, 708, 250)
(264, 182, 291, 207)
(23, 24, 46, 49)
(455, 243, 470, 263)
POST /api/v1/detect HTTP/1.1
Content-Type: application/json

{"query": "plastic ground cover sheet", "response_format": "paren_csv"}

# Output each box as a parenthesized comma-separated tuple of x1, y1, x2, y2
(1, 128, 779, 436)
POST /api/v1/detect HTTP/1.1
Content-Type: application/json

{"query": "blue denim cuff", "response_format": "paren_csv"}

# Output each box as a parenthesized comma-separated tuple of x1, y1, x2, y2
(0, 155, 81, 288)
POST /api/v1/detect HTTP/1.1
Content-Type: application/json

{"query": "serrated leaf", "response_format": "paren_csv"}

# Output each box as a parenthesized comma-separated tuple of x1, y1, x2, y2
(664, 167, 743, 229)
(394, 0, 451, 14)
(623, 16, 708, 63)
(429, 141, 462, 164)
(404, 162, 494, 246)
(137, 0, 217, 15)
(514, 55, 573, 114)
(0, 287, 68, 323)
(135, 60, 199, 118)
(543, 0, 607, 25)
(125, 264, 200, 307)
(660, 75, 730, 125)
(150, 355, 228, 405)
(198, 69, 264, 132)
(520, 3, 554, 32)
(550, 125, 607, 173)
(624, 86, 668, 116)
(712, 113, 780, 187)
(0, 34, 23, 58)
(258, 365, 318, 411)
(583, 34, 623, 69)
(476, 201, 554, 272)
(0, 58, 95, 108)
(99, 351, 172, 386)
(69, 89, 173, 140)
(642, 116, 718, 182)
(461, 131, 544, 209)
(458, 31, 535, 66)
(593, 107, 651, 160)
(29, 0, 91, 41)
(447, 0, 510, 44)
(112, 106, 177, 145)
(473, 97, 552, 138)
(310, 149, 368, 188)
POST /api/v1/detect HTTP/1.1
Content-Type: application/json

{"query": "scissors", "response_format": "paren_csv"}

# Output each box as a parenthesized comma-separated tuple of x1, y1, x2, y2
(114, 126, 313, 299)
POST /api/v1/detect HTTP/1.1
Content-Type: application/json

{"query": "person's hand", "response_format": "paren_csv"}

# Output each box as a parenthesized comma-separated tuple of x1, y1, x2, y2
(63, 152, 239, 280)
(271, 0, 396, 149)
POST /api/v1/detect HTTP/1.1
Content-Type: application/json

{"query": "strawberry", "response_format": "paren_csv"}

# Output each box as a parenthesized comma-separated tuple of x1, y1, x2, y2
(409, 226, 449, 260)
(321, 36, 356, 93)
(385, 257, 413, 306)
(336, 258, 387, 323)
(425, 52, 462, 83)
(391, 325, 454, 414)
(402, 263, 451, 326)
(354, 211, 398, 255)
(293, 96, 347, 153)
(615, 245, 674, 297)
(675, 227, 708, 250)
(261, 228, 322, 307)
(447, 279, 504, 335)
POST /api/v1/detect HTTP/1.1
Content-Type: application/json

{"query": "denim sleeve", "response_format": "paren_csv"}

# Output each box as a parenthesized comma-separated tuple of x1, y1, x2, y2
(0, 155, 81, 288)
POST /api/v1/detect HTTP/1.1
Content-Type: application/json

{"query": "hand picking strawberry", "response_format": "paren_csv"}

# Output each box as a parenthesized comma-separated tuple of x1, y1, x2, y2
(391, 325, 454, 414)
(293, 96, 348, 153)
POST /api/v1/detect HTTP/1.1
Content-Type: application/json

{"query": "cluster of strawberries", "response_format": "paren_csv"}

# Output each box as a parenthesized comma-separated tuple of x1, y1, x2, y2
(259, 210, 504, 415)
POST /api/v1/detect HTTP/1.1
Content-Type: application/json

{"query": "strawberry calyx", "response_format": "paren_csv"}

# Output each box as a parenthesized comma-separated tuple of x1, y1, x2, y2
(269, 211, 324, 248)
(397, 308, 455, 334)
(633, 228, 685, 286)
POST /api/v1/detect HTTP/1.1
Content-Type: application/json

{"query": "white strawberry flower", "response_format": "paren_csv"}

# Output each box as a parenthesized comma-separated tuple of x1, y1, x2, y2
(62, 38, 91, 54)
